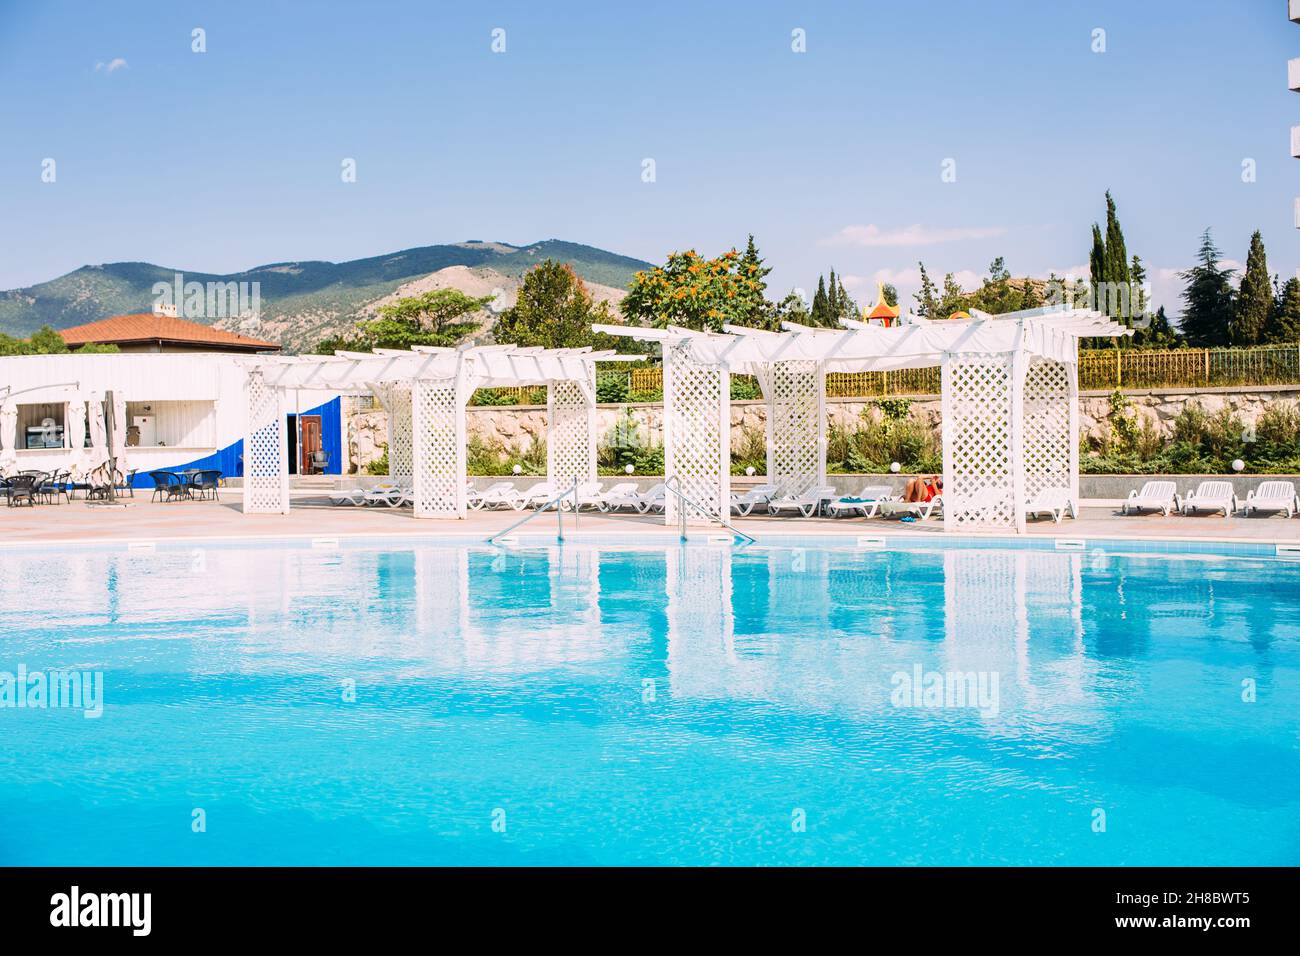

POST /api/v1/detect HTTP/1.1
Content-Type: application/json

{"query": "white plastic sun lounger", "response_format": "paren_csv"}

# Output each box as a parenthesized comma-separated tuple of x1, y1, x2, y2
(507, 482, 554, 510)
(469, 481, 517, 511)
(1181, 480, 1238, 517)
(559, 481, 604, 511)
(596, 482, 640, 512)
(767, 486, 836, 518)
(1242, 480, 1299, 518)
(876, 495, 944, 521)
(1026, 486, 1077, 523)
(730, 484, 777, 516)
(1121, 480, 1179, 516)
(364, 483, 412, 507)
(628, 483, 666, 514)
(826, 484, 898, 518)
(328, 487, 368, 506)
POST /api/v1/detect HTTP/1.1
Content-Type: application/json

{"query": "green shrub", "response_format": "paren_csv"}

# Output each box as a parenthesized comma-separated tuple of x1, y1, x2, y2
(730, 376, 761, 401)
(596, 372, 629, 404)
(364, 449, 389, 476)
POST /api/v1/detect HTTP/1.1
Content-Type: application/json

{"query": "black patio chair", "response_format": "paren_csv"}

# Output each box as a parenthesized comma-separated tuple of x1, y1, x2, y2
(115, 469, 137, 498)
(148, 471, 188, 502)
(6, 474, 38, 508)
(191, 470, 222, 501)
(39, 470, 70, 504)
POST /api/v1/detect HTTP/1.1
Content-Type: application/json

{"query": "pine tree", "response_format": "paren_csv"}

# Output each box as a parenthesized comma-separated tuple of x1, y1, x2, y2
(1179, 229, 1235, 347)
(1103, 191, 1130, 290)
(1020, 277, 1041, 309)
(810, 275, 830, 326)
(1088, 224, 1106, 294)
(735, 234, 772, 325)
(914, 262, 940, 318)
(1231, 230, 1271, 346)
(1268, 276, 1300, 343)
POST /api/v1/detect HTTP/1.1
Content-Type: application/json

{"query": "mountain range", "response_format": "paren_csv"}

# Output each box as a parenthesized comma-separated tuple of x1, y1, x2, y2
(0, 240, 653, 352)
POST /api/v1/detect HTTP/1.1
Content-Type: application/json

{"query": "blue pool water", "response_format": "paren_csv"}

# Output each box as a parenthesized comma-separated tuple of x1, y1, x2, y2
(1, 538, 1297, 866)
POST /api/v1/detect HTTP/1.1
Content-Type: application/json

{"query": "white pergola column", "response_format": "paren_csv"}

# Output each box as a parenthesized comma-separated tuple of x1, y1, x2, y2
(374, 382, 413, 481)
(662, 341, 730, 526)
(547, 368, 597, 492)
(411, 375, 468, 518)
(243, 367, 290, 514)
(757, 359, 826, 499)
(941, 352, 1018, 531)
(1022, 357, 1074, 521)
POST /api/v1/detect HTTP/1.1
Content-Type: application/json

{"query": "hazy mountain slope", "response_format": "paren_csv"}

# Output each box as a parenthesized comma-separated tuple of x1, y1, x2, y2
(0, 240, 652, 350)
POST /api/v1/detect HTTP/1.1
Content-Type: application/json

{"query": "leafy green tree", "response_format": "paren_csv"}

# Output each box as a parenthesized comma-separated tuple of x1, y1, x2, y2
(0, 326, 120, 356)
(810, 275, 830, 325)
(622, 247, 764, 332)
(493, 259, 620, 349)
(1267, 276, 1300, 343)
(914, 263, 940, 319)
(1231, 230, 1271, 346)
(312, 288, 491, 353)
(1179, 229, 1235, 347)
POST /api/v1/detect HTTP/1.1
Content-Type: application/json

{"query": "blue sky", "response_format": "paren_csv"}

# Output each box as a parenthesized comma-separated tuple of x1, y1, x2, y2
(0, 0, 1295, 313)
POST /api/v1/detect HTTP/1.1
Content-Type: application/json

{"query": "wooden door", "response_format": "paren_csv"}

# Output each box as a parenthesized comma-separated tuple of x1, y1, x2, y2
(299, 415, 322, 473)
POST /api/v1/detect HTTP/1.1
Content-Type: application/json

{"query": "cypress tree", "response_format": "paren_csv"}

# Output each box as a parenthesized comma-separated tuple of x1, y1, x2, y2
(1179, 229, 1235, 347)
(810, 275, 829, 326)
(1231, 230, 1271, 346)
(1268, 276, 1300, 343)
(1088, 223, 1106, 310)
(1103, 191, 1130, 289)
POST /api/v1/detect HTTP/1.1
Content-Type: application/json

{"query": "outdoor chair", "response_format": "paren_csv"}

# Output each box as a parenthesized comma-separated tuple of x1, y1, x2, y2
(469, 481, 518, 511)
(191, 470, 222, 501)
(149, 471, 189, 502)
(6, 474, 38, 508)
(559, 481, 605, 512)
(363, 483, 412, 507)
(308, 450, 330, 474)
(1242, 480, 1299, 518)
(1026, 486, 1077, 523)
(730, 484, 777, 517)
(508, 482, 554, 510)
(826, 484, 898, 519)
(1121, 480, 1180, 516)
(1181, 480, 1237, 517)
(628, 483, 667, 514)
(328, 487, 369, 506)
(114, 469, 137, 498)
(39, 470, 70, 504)
(595, 482, 639, 512)
(876, 495, 945, 522)
(767, 486, 836, 518)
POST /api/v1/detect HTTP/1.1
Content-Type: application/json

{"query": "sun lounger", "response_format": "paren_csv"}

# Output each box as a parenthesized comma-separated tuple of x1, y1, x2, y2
(876, 495, 944, 521)
(596, 482, 640, 512)
(730, 484, 777, 516)
(767, 485, 836, 518)
(329, 487, 369, 506)
(628, 483, 666, 514)
(506, 482, 554, 510)
(468, 481, 517, 511)
(1121, 480, 1179, 516)
(1242, 480, 1298, 518)
(559, 481, 605, 511)
(1180, 480, 1238, 517)
(364, 483, 412, 507)
(826, 484, 898, 518)
(1026, 486, 1076, 523)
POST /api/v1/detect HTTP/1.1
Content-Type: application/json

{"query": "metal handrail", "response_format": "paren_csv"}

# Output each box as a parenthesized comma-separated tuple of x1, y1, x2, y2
(663, 475, 756, 546)
(487, 477, 580, 546)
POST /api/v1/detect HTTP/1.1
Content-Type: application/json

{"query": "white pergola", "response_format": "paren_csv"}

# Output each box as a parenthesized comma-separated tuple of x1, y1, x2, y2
(594, 306, 1130, 533)
(239, 345, 640, 518)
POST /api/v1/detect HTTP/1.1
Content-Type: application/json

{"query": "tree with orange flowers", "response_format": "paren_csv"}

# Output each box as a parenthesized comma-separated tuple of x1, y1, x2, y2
(621, 237, 772, 332)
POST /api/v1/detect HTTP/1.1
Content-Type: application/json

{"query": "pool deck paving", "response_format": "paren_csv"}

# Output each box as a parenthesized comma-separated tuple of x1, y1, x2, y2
(2, 490, 1298, 549)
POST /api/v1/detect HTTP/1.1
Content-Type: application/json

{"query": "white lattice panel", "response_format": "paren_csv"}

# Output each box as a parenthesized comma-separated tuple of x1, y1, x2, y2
(664, 343, 729, 525)
(412, 377, 464, 518)
(942, 354, 1016, 529)
(1022, 358, 1072, 505)
(666, 545, 736, 698)
(547, 375, 595, 489)
(764, 360, 825, 499)
(375, 383, 413, 479)
(243, 369, 288, 514)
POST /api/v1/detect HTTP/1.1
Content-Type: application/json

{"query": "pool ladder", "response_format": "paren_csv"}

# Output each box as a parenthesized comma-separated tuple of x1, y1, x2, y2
(486, 475, 754, 546)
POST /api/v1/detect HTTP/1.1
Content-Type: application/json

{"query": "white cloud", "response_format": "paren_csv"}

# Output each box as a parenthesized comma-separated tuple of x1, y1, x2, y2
(820, 223, 1006, 248)
(95, 58, 128, 74)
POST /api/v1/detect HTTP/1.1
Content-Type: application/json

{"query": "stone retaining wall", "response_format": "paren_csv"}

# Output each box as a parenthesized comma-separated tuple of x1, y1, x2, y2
(344, 385, 1300, 474)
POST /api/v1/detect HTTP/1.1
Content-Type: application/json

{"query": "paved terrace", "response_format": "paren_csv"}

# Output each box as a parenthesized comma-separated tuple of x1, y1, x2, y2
(2, 490, 1298, 548)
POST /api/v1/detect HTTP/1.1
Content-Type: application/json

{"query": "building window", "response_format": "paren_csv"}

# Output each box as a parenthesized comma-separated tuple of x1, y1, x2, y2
(17, 403, 68, 449)
(124, 400, 216, 448)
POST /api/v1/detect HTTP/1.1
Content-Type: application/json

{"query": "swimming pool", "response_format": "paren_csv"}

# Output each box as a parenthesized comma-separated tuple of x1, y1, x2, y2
(1, 536, 1297, 866)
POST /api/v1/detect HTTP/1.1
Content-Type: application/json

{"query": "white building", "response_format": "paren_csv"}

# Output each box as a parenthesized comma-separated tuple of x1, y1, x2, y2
(0, 352, 344, 485)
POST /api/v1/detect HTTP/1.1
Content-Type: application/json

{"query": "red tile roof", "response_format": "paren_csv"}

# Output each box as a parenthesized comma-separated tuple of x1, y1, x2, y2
(58, 313, 281, 352)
